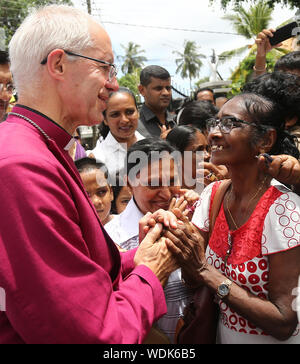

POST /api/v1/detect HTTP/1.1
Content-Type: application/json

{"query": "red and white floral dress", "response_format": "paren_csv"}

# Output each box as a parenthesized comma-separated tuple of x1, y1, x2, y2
(192, 180, 300, 344)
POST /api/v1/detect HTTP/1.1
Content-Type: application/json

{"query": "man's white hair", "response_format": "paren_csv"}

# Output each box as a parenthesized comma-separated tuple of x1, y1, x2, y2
(9, 5, 96, 94)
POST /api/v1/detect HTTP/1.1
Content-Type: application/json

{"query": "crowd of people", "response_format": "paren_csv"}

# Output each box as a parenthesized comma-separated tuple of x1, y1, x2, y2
(0, 4, 300, 345)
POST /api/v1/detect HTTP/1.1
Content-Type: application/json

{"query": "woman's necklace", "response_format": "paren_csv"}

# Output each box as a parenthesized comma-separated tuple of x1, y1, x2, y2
(224, 175, 268, 265)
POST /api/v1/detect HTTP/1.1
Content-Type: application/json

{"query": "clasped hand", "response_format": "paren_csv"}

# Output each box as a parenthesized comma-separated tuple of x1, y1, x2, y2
(136, 207, 207, 288)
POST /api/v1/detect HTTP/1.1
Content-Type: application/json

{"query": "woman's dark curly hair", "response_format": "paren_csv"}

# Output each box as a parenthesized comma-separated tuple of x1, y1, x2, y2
(236, 93, 299, 159)
(242, 71, 300, 124)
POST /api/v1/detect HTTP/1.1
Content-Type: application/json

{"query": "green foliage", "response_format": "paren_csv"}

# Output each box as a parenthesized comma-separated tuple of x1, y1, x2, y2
(173, 40, 206, 88)
(222, 0, 273, 40)
(120, 42, 147, 74)
(118, 69, 141, 104)
(0, 0, 73, 48)
(210, 0, 298, 9)
(229, 47, 289, 95)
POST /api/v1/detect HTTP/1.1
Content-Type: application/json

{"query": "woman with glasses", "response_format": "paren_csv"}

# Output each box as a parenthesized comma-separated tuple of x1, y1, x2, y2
(165, 93, 300, 344)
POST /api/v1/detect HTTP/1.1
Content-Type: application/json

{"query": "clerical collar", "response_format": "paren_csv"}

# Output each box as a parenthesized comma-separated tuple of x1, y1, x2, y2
(11, 104, 74, 150)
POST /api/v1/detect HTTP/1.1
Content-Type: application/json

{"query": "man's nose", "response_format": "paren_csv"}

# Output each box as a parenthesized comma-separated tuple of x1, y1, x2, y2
(105, 77, 119, 92)
(162, 87, 171, 95)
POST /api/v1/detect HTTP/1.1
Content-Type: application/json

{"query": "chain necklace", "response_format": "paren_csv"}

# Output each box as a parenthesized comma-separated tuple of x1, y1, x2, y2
(8, 112, 50, 140)
(224, 175, 268, 264)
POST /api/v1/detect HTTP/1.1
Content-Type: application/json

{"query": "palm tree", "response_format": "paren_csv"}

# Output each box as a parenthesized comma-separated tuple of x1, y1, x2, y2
(219, 0, 273, 62)
(219, 1, 289, 95)
(173, 40, 206, 90)
(120, 42, 147, 74)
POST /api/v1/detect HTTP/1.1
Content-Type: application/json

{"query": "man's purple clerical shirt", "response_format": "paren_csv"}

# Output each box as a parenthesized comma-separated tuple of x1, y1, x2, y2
(0, 105, 167, 343)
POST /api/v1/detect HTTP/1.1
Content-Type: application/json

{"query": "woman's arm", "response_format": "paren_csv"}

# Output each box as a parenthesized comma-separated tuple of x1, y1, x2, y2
(165, 217, 300, 341)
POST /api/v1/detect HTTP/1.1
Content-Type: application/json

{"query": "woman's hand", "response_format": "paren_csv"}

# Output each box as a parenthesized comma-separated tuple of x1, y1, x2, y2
(197, 162, 229, 186)
(163, 209, 208, 288)
(139, 210, 178, 242)
(257, 154, 300, 188)
(169, 189, 200, 220)
(255, 28, 281, 58)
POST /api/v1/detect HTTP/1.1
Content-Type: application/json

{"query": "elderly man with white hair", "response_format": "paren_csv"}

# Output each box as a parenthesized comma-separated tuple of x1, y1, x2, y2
(0, 5, 180, 344)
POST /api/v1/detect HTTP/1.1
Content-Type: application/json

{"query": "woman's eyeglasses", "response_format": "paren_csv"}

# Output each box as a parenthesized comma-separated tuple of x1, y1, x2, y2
(207, 116, 266, 134)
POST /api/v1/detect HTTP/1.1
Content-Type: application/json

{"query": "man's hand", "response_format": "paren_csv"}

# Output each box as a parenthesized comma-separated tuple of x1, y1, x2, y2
(134, 222, 179, 286)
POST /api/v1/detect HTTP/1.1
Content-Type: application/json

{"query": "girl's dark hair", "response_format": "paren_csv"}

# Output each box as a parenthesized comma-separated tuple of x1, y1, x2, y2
(75, 157, 111, 182)
(99, 87, 138, 139)
(166, 125, 199, 153)
(110, 171, 126, 214)
(177, 100, 218, 132)
(237, 93, 299, 159)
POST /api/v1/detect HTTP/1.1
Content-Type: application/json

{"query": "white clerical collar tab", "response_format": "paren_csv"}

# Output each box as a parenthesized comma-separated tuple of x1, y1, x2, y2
(64, 138, 76, 151)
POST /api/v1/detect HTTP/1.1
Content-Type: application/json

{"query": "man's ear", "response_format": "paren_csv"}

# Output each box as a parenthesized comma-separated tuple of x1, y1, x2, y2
(46, 49, 67, 80)
(138, 84, 145, 97)
(258, 128, 277, 154)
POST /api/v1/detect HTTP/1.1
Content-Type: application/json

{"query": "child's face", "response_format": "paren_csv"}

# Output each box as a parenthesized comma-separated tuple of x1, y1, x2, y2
(80, 169, 113, 225)
(115, 186, 132, 214)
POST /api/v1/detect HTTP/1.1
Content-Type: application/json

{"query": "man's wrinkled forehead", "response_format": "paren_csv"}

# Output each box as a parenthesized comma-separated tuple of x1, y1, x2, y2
(88, 21, 114, 63)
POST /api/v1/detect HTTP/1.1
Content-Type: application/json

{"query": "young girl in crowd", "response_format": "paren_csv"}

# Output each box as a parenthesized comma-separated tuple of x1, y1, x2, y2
(75, 157, 114, 225)
(110, 171, 132, 215)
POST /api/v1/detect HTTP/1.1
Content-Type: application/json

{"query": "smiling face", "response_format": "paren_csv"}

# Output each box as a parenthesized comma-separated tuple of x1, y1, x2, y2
(80, 168, 113, 225)
(104, 92, 139, 143)
(208, 97, 257, 166)
(61, 21, 119, 128)
(128, 157, 180, 215)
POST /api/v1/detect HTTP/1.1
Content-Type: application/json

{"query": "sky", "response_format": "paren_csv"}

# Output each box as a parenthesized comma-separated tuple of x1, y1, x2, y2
(74, 0, 296, 95)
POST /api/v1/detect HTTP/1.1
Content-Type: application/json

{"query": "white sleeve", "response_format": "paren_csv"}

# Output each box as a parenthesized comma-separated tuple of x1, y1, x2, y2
(191, 182, 216, 232)
(261, 188, 300, 255)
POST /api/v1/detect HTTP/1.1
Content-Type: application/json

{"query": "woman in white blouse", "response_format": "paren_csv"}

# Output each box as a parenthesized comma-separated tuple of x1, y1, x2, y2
(89, 87, 144, 180)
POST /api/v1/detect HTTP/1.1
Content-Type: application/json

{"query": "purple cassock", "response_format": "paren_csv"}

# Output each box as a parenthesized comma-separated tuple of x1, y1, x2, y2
(0, 105, 167, 344)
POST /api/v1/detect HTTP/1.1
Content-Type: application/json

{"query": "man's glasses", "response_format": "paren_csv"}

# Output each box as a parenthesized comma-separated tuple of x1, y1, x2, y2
(207, 116, 265, 134)
(41, 50, 118, 82)
(0, 83, 15, 95)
